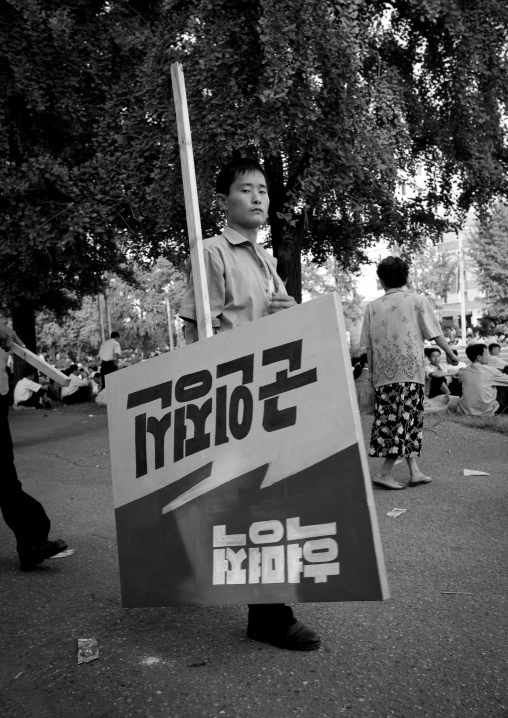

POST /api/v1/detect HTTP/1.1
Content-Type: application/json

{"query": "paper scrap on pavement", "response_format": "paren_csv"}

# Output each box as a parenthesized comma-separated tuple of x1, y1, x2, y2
(386, 508, 406, 518)
(463, 469, 490, 476)
(78, 638, 99, 664)
(50, 549, 76, 559)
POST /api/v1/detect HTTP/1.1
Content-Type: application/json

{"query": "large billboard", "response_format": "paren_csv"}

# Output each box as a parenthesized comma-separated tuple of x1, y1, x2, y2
(107, 293, 388, 607)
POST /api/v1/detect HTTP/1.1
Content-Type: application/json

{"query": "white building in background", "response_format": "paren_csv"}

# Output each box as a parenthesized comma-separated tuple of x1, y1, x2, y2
(435, 213, 486, 331)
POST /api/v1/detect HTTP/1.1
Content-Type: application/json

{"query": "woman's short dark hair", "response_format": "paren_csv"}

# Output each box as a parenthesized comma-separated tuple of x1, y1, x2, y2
(376, 256, 409, 288)
(216, 158, 268, 195)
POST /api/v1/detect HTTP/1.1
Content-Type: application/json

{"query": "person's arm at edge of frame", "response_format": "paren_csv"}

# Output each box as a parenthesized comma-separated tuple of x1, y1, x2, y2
(0, 323, 24, 351)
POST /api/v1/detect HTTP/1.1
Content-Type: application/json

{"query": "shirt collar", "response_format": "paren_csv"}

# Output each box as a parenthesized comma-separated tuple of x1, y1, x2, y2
(222, 226, 255, 246)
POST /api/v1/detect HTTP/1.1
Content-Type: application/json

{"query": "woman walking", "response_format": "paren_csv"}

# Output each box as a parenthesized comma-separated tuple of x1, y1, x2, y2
(360, 256, 458, 489)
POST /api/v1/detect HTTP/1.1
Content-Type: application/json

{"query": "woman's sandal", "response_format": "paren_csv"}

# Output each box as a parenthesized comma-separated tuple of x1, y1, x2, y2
(408, 475, 432, 486)
(372, 475, 406, 490)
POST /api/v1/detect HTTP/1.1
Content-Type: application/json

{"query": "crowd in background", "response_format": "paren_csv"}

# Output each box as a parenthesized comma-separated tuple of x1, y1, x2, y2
(354, 332, 508, 417)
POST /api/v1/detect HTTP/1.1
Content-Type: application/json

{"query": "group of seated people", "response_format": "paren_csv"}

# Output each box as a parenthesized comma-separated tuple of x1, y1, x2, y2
(424, 342, 508, 415)
(353, 342, 508, 417)
(13, 364, 102, 409)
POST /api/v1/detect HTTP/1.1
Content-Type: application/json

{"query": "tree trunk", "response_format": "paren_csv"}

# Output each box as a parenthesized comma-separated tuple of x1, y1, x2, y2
(269, 213, 304, 304)
(11, 298, 37, 385)
(264, 153, 305, 303)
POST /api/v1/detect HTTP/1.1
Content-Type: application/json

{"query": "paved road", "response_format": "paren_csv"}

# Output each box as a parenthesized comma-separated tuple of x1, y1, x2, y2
(0, 406, 507, 718)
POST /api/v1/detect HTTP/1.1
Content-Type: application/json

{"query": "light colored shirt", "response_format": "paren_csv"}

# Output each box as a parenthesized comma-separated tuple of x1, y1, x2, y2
(360, 289, 442, 388)
(14, 377, 42, 405)
(457, 363, 508, 415)
(488, 355, 508, 371)
(179, 227, 286, 340)
(99, 338, 121, 362)
(61, 373, 89, 398)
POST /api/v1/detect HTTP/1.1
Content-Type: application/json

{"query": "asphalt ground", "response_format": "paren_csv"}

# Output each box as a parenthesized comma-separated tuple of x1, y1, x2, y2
(0, 404, 507, 718)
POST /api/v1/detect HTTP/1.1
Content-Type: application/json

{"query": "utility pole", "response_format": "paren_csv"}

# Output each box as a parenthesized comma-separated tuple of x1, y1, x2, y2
(166, 299, 174, 351)
(98, 294, 105, 344)
(104, 284, 112, 337)
(458, 232, 467, 346)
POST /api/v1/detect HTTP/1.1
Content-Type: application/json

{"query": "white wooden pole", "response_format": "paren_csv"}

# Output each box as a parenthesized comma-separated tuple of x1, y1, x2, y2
(10, 343, 70, 386)
(170, 62, 213, 340)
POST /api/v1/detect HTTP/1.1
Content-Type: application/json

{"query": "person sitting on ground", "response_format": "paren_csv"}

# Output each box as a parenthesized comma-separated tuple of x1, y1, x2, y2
(61, 364, 91, 405)
(457, 344, 508, 415)
(488, 343, 508, 374)
(424, 348, 451, 398)
(445, 349, 466, 396)
(13, 367, 51, 408)
(90, 372, 102, 396)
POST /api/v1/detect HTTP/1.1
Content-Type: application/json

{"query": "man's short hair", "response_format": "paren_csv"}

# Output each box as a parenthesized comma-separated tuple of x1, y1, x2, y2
(424, 347, 441, 359)
(465, 344, 487, 362)
(111, 331, 119, 339)
(376, 256, 409, 289)
(22, 366, 36, 378)
(216, 158, 268, 195)
(68, 363, 78, 373)
(489, 342, 500, 352)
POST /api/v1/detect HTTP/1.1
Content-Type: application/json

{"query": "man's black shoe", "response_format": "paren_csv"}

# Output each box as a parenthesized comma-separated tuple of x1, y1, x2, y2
(19, 539, 68, 570)
(247, 620, 321, 651)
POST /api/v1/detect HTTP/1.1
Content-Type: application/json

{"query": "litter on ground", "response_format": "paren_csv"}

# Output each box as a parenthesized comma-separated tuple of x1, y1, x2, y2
(386, 508, 406, 517)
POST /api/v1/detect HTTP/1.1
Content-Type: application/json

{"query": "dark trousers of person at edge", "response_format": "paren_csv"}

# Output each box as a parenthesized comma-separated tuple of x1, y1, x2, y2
(0, 393, 51, 557)
(101, 360, 117, 389)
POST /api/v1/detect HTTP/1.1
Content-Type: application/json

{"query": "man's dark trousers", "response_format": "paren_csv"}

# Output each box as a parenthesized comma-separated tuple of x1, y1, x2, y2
(0, 393, 50, 555)
(100, 360, 117, 388)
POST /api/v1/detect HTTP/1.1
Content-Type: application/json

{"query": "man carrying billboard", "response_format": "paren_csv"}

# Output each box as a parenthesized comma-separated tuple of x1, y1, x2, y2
(179, 158, 321, 651)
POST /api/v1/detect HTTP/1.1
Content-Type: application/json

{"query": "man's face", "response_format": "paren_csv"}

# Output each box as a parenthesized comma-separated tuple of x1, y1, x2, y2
(490, 346, 500, 357)
(217, 170, 269, 231)
(429, 350, 441, 367)
(478, 349, 490, 365)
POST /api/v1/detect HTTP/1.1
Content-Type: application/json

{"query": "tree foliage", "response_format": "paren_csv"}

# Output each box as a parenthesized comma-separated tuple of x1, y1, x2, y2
(0, 0, 162, 347)
(468, 202, 508, 321)
(406, 242, 458, 310)
(301, 258, 365, 327)
(36, 258, 186, 360)
(97, 0, 508, 301)
(2, 0, 507, 333)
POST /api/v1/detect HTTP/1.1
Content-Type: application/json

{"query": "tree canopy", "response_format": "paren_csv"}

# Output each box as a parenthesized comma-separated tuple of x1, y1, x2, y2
(468, 202, 508, 322)
(0, 0, 163, 347)
(2, 0, 508, 331)
(101, 0, 508, 300)
(406, 241, 458, 310)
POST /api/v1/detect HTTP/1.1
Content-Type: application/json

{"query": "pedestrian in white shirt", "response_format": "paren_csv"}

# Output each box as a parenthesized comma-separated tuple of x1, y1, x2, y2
(98, 331, 121, 388)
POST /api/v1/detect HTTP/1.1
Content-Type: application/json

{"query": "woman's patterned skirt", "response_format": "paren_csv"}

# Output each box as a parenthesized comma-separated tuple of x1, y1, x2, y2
(369, 382, 425, 458)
